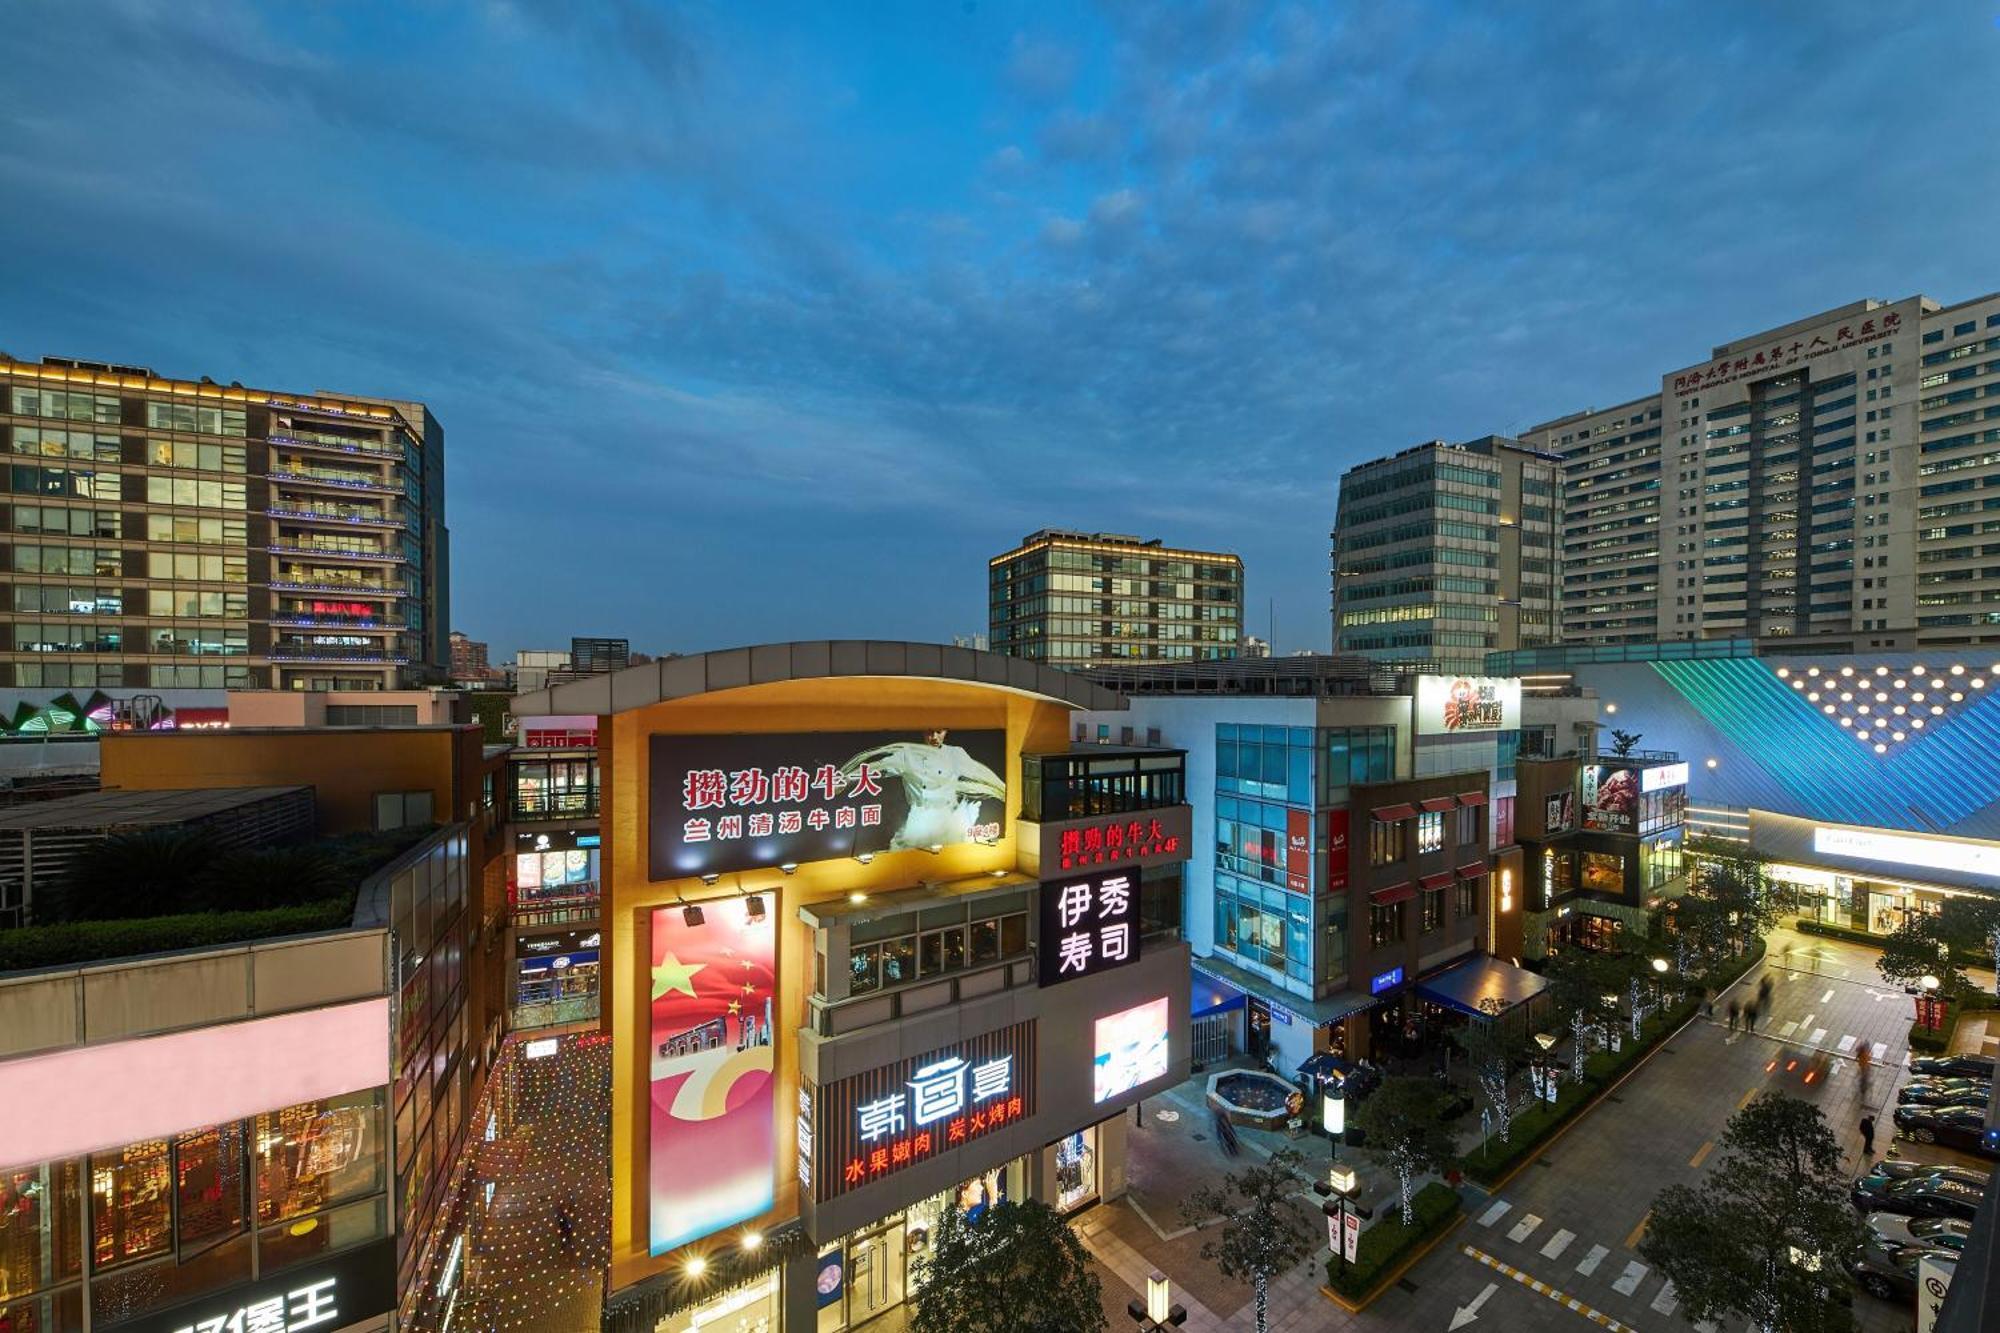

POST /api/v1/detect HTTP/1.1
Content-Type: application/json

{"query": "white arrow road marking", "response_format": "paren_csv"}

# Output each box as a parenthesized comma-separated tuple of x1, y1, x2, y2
(1650, 1279, 1679, 1314)
(1540, 1228, 1575, 1260)
(1507, 1213, 1543, 1243)
(1612, 1260, 1648, 1296)
(1476, 1199, 1512, 1227)
(1448, 1281, 1497, 1331)
(1575, 1243, 1608, 1276)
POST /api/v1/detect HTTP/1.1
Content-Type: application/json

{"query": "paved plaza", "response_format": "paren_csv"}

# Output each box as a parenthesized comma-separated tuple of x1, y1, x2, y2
(1076, 925, 1994, 1332)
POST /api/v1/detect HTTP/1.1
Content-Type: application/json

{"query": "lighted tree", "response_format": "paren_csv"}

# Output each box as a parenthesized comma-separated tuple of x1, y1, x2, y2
(1542, 947, 1620, 1079)
(1179, 1148, 1314, 1333)
(910, 1200, 1104, 1333)
(1352, 1077, 1456, 1226)
(1688, 836, 1777, 954)
(1639, 1093, 1863, 1333)
(1454, 999, 1527, 1142)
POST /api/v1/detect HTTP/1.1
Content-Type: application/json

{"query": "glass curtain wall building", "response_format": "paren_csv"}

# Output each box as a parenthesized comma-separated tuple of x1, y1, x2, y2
(989, 529, 1243, 665)
(0, 353, 448, 691)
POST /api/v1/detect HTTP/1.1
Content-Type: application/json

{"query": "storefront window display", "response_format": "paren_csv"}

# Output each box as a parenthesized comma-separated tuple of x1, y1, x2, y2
(513, 844, 599, 905)
(1580, 852, 1624, 895)
(3, 1088, 389, 1331)
(659, 1269, 780, 1333)
(1054, 1129, 1098, 1213)
(817, 1156, 1029, 1331)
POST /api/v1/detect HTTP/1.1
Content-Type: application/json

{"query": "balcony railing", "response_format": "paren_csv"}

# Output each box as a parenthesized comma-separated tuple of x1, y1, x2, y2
(268, 469, 401, 495)
(268, 649, 410, 664)
(266, 543, 406, 563)
(268, 579, 407, 596)
(268, 431, 405, 460)
(267, 505, 404, 529)
(271, 614, 407, 630)
(512, 895, 601, 929)
(511, 791, 599, 819)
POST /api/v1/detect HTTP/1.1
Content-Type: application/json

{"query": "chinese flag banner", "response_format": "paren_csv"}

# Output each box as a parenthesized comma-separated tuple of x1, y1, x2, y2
(648, 904, 777, 1255)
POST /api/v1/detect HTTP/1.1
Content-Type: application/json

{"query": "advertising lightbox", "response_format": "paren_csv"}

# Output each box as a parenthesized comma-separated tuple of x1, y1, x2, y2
(1414, 676, 1521, 736)
(1641, 762, 1690, 793)
(648, 903, 776, 1254)
(651, 729, 1007, 879)
(1581, 764, 1637, 832)
(1038, 864, 1140, 987)
(1094, 996, 1171, 1103)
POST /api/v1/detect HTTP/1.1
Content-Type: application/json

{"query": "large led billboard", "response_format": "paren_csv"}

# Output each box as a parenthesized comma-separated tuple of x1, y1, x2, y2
(648, 903, 777, 1254)
(651, 729, 1007, 879)
(1093, 997, 1170, 1103)
(1414, 676, 1521, 736)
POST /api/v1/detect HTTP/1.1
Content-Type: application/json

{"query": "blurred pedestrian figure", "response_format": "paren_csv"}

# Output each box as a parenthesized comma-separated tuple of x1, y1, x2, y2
(1704, 991, 1715, 1020)
(1859, 1114, 1877, 1157)
(1726, 1000, 1739, 1031)
(1745, 1001, 1760, 1030)
(1758, 975, 1774, 1005)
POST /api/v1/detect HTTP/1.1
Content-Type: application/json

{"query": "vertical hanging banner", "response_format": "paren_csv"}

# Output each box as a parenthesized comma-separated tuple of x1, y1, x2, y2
(649, 903, 777, 1254)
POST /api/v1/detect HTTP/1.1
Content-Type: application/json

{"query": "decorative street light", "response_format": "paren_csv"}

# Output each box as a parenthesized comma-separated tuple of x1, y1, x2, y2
(1315, 1165, 1366, 1276)
(1322, 1080, 1345, 1161)
(1917, 974, 1946, 1031)
(1651, 957, 1670, 974)
(1127, 1272, 1188, 1329)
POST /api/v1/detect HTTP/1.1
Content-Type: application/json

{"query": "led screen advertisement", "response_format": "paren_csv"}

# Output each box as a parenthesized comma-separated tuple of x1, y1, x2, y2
(648, 902, 777, 1255)
(651, 729, 1007, 879)
(1581, 764, 1638, 832)
(1414, 675, 1521, 736)
(1094, 996, 1170, 1103)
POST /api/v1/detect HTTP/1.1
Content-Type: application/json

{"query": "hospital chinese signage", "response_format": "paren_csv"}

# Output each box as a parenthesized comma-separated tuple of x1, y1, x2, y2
(650, 729, 1006, 879)
(1038, 865, 1140, 987)
(1671, 311, 1899, 396)
(813, 1021, 1036, 1201)
(1041, 805, 1190, 873)
(122, 1236, 394, 1333)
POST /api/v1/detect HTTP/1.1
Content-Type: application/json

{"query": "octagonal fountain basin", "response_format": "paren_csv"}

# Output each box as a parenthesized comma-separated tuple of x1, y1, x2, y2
(1206, 1069, 1302, 1129)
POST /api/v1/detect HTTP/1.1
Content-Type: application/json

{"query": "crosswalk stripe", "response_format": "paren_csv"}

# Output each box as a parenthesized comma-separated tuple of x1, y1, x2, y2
(1822, 989, 1834, 1003)
(1576, 1243, 1608, 1276)
(1476, 1199, 1512, 1227)
(1837, 1034, 1857, 1054)
(1507, 1213, 1543, 1243)
(1541, 1228, 1575, 1259)
(1612, 1260, 1648, 1295)
(1873, 1042, 1889, 1061)
(1652, 1278, 1679, 1314)
(1778, 1020, 1800, 1038)
(1462, 1245, 1639, 1333)
(1808, 1027, 1828, 1046)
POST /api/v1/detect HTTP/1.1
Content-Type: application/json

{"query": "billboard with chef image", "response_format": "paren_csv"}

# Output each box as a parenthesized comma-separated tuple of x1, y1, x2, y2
(1582, 763, 1639, 832)
(651, 728, 1007, 878)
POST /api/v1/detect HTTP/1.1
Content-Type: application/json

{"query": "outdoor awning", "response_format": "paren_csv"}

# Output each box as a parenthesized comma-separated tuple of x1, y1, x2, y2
(1419, 872, 1455, 891)
(1456, 791, 1489, 806)
(1191, 956, 1379, 1027)
(1419, 796, 1457, 813)
(1371, 803, 1417, 822)
(1456, 861, 1488, 880)
(1370, 881, 1416, 904)
(1416, 955, 1551, 1019)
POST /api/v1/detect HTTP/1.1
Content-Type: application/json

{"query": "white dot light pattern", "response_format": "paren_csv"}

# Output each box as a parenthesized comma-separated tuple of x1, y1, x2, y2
(1783, 659, 1990, 751)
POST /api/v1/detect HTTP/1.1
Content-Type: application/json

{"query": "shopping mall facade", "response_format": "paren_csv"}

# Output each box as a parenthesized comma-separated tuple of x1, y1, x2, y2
(1495, 642, 2000, 941)
(507, 642, 1195, 1333)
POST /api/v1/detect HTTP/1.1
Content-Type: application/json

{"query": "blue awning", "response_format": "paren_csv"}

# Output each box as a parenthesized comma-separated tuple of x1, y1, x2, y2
(1416, 955, 1549, 1019)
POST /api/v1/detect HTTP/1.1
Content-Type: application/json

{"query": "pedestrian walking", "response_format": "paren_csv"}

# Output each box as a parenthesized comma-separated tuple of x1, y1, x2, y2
(1859, 1114, 1877, 1157)
(1726, 1000, 1739, 1031)
(1758, 975, 1774, 1005)
(1745, 1001, 1759, 1031)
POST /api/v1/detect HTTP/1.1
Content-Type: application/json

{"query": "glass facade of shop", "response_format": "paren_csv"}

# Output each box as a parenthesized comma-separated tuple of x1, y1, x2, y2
(0, 1089, 389, 1332)
(509, 756, 598, 820)
(815, 1155, 1032, 1331)
(1773, 863, 1961, 937)
(513, 941, 602, 1029)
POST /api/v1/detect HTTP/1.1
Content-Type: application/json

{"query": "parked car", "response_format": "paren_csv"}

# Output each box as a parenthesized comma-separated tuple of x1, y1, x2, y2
(1854, 1160, 1989, 1193)
(1892, 1103, 2000, 1158)
(1909, 1054, 1997, 1081)
(1847, 1242, 1956, 1301)
(1852, 1170, 1986, 1220)
(1864, 1213, 1972, 1254)
(1897, 1077, 1991, 1108)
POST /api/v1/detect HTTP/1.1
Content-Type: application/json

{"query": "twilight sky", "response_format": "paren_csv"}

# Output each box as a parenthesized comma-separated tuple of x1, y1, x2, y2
(4, 2, 1998, 657)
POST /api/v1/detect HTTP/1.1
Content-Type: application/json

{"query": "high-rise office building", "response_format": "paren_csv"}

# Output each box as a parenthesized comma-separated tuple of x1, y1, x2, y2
(989, 528, 1243, 665)
(0, 353, 448, 691)
(1522, 290, 2000, 649)
(1329, 436, 1562, 673)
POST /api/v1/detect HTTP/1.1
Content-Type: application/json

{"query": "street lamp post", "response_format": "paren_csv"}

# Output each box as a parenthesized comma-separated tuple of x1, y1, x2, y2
(1322, 1082, 1345, 1162)
(1917, 974, 1945, 1032)
(1127, 1272, 1187, 1330)
(1314, 1165, 1366, 1277)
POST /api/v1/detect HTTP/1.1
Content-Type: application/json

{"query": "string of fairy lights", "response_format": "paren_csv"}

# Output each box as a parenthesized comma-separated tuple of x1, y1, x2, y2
(413, 1032, 613, 1333)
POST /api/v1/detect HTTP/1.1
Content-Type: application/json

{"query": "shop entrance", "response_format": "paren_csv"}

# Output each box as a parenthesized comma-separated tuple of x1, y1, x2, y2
(1247, 998, 1272, 1060)
(847, 1219, 906, 1327)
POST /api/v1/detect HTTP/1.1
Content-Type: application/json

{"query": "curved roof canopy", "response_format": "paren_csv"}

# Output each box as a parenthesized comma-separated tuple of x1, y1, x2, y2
(508, 640, 1128, 717)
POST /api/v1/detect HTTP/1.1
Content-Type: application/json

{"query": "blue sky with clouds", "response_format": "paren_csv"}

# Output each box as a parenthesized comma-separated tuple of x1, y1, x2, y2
(4, 2, 1998, 656)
